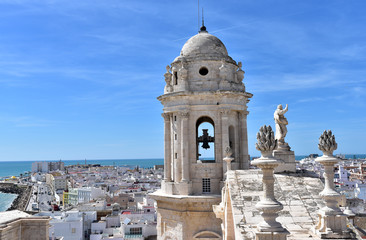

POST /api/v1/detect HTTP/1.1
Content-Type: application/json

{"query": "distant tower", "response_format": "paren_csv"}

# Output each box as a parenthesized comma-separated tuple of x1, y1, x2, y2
(151, 25, 252, 239)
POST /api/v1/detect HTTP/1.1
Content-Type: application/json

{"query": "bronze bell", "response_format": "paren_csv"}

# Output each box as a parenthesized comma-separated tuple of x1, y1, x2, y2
(202, 142, 210, 149)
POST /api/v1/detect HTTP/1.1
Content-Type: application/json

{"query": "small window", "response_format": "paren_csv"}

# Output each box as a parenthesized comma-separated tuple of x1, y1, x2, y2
(174, 116, 177, 121)
(174, 72, 178, 85)
(175, 134, 177, 140)
(130, 227, 142, 235)
(202, 178, 211, 193)
(175, 153, 178, 159)
(199, 67, 209, 76)
(72, 228, 76, 233)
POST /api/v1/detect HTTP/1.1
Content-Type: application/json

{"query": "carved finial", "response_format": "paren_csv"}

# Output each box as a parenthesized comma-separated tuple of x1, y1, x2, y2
(225, 146, 233, 158)
(256, 125, 277, 154)
(318, 130, 337, 155)
(238, 61, 242, 69)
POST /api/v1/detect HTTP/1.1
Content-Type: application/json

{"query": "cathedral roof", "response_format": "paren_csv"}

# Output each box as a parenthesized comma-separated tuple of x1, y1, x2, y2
(174, 28, 234, 63)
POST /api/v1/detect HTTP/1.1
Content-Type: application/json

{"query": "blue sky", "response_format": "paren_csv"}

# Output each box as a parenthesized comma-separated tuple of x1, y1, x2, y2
(0, 0, 365, 161)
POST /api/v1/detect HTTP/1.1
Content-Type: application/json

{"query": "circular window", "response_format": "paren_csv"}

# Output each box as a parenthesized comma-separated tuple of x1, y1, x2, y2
(199, 67, 209, 76)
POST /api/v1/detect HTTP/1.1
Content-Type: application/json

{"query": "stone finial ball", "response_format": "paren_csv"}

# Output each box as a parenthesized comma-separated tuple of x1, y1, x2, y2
(318, 130, 338, 154)
(255, 125, 277, 152)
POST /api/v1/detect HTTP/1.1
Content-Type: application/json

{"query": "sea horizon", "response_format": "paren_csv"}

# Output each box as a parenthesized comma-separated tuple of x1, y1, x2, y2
(0, 154, 366, 178)
(1, 153, 366, 162)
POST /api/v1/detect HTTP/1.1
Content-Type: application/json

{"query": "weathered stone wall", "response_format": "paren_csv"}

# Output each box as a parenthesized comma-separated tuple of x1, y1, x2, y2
(152, 193, 222, 239)
(354, 215, 366, 237)
(0, 218, 49, 240)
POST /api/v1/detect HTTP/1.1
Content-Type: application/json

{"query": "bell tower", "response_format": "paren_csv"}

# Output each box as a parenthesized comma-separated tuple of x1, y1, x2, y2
(151, 25, 252, 240)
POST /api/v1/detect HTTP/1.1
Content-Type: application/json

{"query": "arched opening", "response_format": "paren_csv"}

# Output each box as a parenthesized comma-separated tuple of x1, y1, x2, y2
(229, 125, 235, 161)
(196, 117, 215, 163)
(193, 230, 221, 239)
(174, 71, 178, 85)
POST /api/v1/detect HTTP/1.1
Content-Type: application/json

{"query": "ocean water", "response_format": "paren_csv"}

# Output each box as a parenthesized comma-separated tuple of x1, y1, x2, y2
(0, 192, 17, 211)
(0, 158, 165, 178)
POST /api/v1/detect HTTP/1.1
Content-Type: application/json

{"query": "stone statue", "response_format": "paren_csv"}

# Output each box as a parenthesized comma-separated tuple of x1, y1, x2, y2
(178, 61, 188, 81)
(164, 65, 173, 93)
(274, 104, 288, 146)
(236, 62, 244, 83)
(219, 60, 230, 80)
(219, 60, 231, 90)
(224, 146, 233, 158)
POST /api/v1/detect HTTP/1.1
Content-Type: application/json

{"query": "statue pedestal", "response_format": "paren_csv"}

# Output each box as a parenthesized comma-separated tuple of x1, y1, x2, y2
(314, 212, 356, 239)
(273, 145, 296, 173)
(255, 230, 289, 240)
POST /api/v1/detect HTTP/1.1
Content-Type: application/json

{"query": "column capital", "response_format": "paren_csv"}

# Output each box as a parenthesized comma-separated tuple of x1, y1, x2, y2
(179, 111, 189, 119)
(220, 109, 238, 117)
(220, 109, 231, 116)
(238, 110, 249, 117)
(161, 112, 172, 121)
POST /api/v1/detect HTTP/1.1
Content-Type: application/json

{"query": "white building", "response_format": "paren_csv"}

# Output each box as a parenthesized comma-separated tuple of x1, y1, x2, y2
(355, 183, 366, 200)
(49, 212, 82, 240)
(37, 211, 96, 240)
(32, 161, 64, 173)
(122, 222, 157, 240)
(90, 187, 106, 200)
(77, 200, 106, 211)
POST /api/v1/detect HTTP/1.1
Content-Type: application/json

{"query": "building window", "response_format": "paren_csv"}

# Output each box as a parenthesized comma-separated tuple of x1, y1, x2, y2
(175, 153, 177, 159)
(175, 134, 177, 140)
(199, 67, 209, 76)
(174, 72, 178, 85)
(174, 115, 177, 121)
(202, 178, 211, 193)
(196, 117, 215, 162)
(130, 227, 142, 235)
(72, 228, 76, 233)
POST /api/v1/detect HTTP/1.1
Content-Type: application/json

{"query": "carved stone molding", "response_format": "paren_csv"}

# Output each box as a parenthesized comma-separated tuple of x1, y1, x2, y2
(220, 109, 231, 117)
(161, 112, 172, 121)
(256, 125, 277, 158)
(318, 130, 337, 156)
(179, 111, 189, 118)
(220, 109, 238, 118)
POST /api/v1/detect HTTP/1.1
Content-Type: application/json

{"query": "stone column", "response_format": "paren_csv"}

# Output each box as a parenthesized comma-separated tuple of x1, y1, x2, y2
(215, 112, 222, 163)
(221, 110, 230, 172)
(174, 113, 181, 183)
(234, 112, 240, 163)
(252, 125, 288, 240)
(180, 111, 190, 182)
(239, 111, 249, 169)
(162, 113, 172, 182)
(314, 130, 355, 239)
(170, 114, 175, 182)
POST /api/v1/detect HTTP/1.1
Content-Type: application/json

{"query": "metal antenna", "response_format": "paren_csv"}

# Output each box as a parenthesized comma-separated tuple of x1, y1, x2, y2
(202, 8, 204, 27)
(198, 0, 200, 31)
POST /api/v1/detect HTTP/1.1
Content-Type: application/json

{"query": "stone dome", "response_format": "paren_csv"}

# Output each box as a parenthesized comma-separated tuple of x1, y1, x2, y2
(175, 30, 234, 63)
